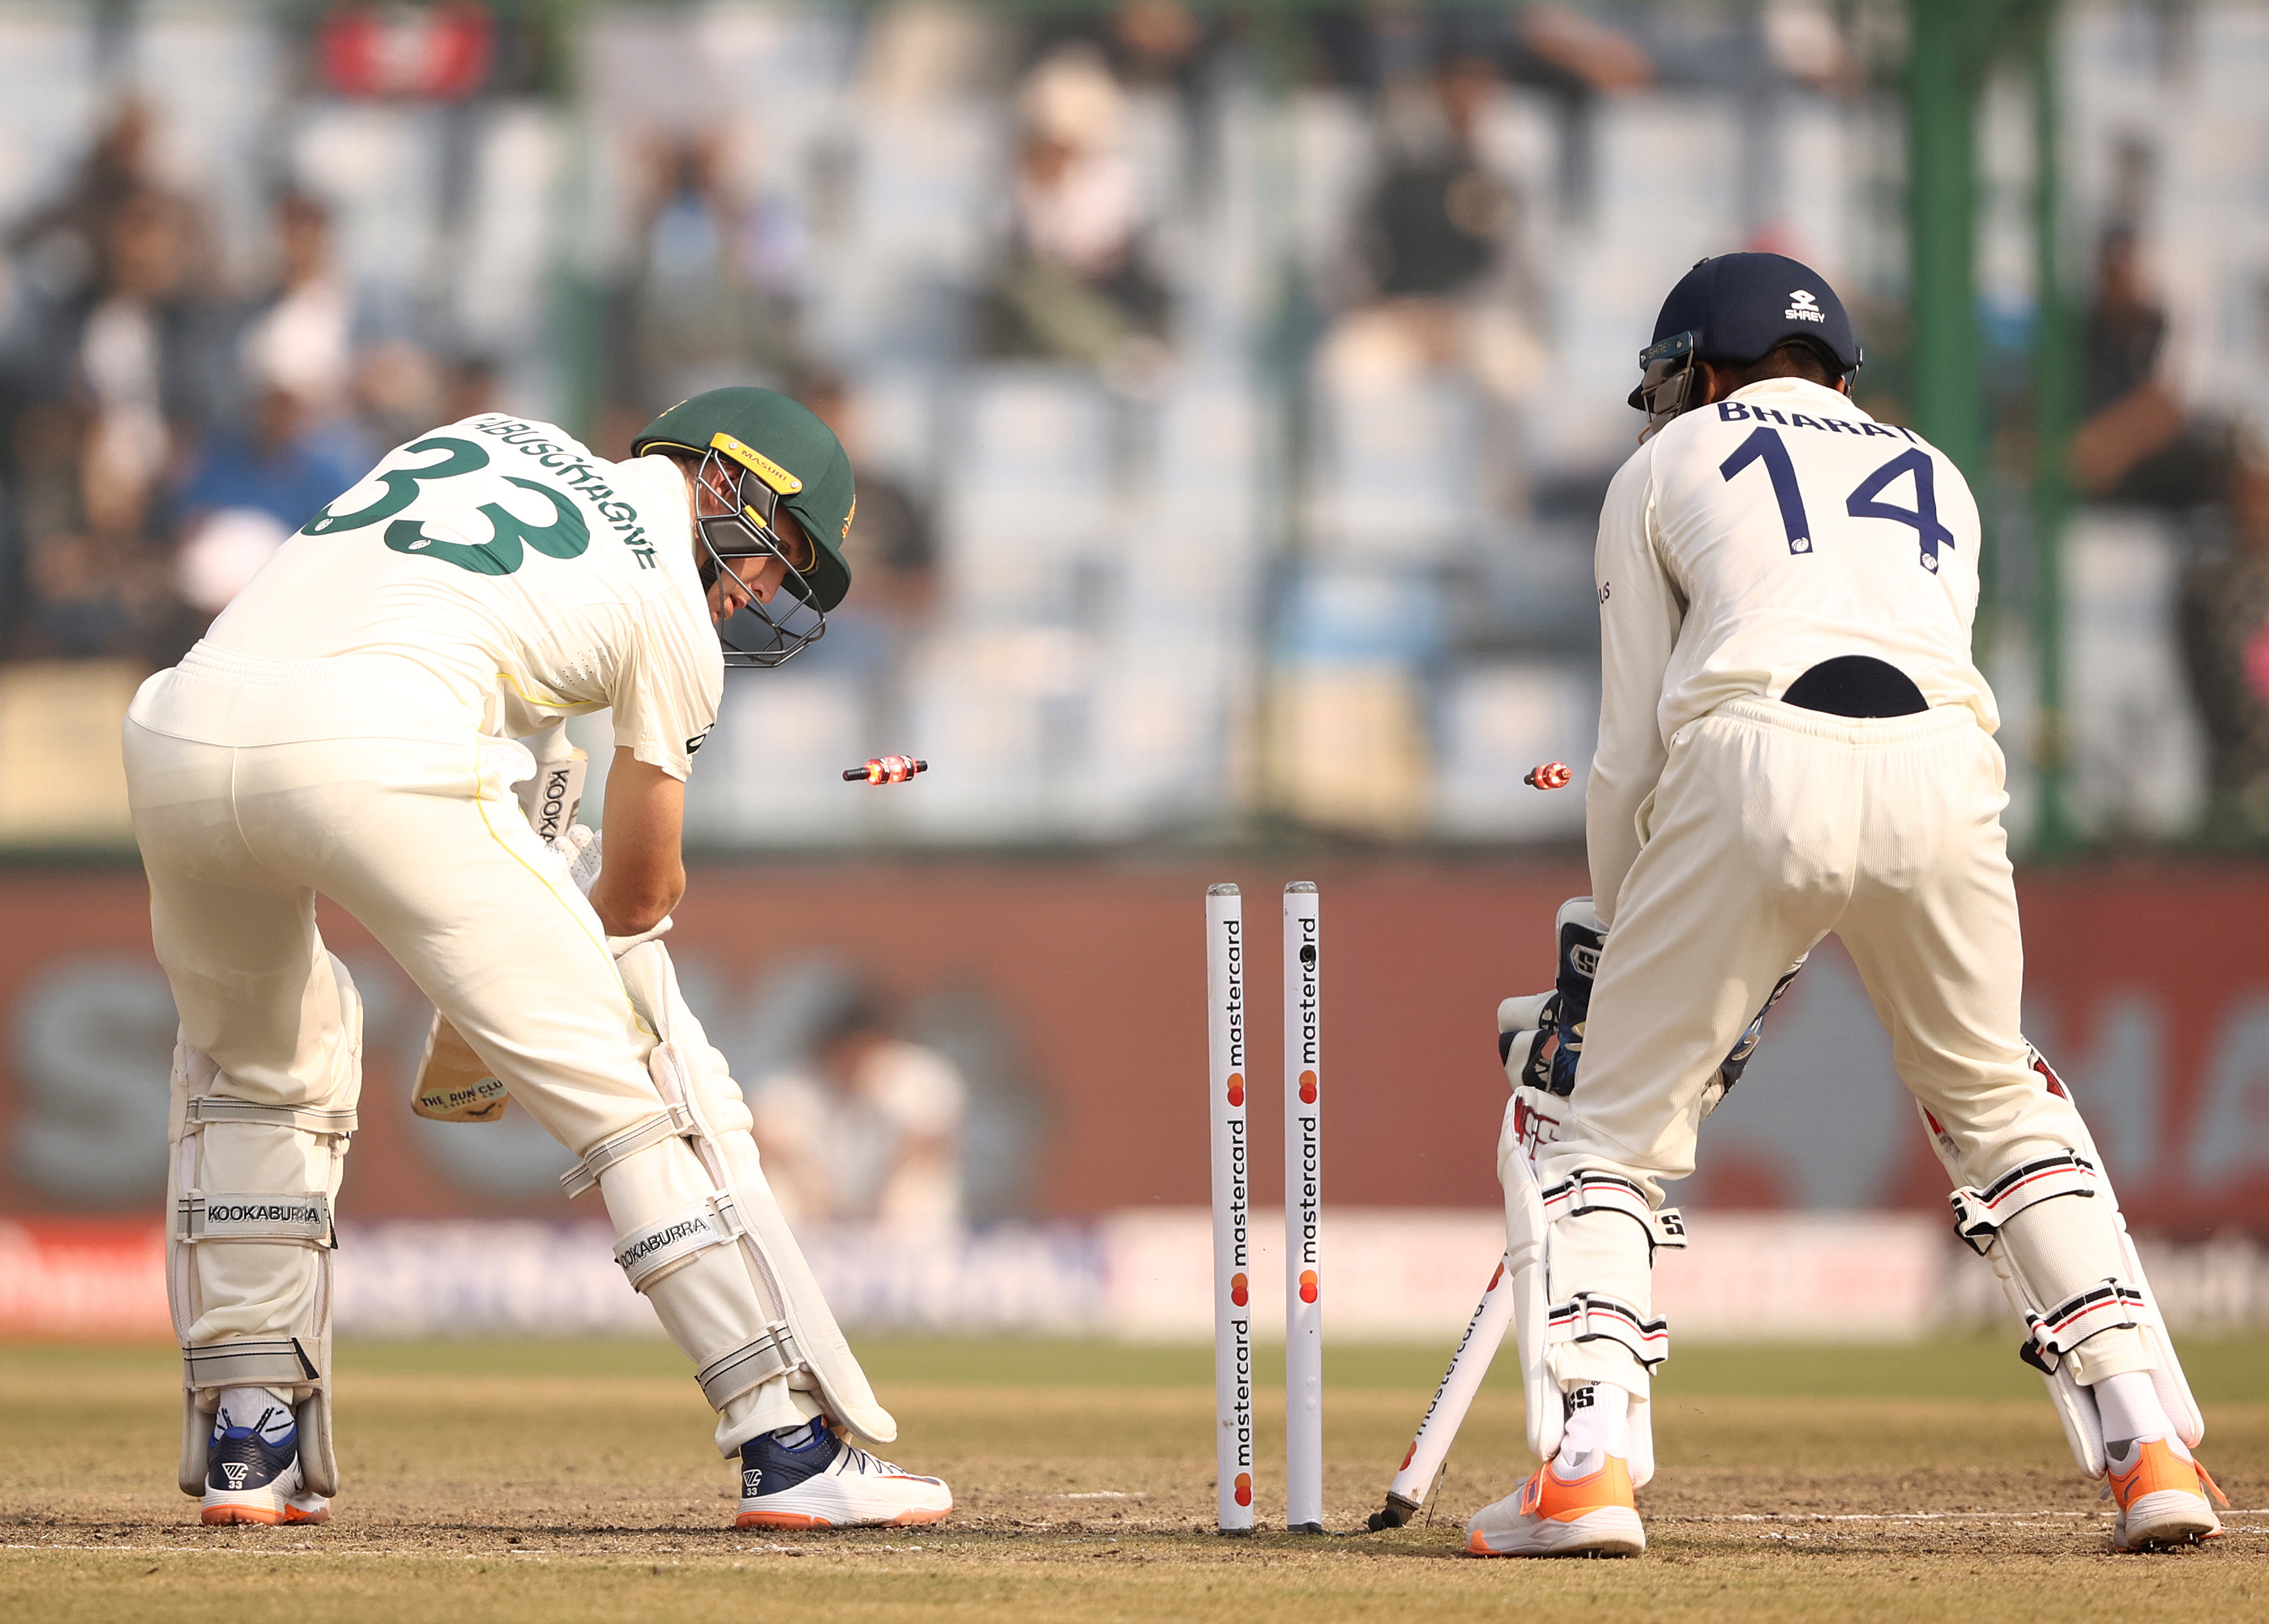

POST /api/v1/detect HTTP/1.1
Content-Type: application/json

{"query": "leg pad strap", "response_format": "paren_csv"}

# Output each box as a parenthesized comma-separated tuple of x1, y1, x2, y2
(2027, 1277, 2146, 1366)
(1541, 1170, 1688, 1257)
(697, 1323, 803, 1410)
(1949, 1151, 2098, 1255)
(1547, 1292, 1669, 1372)
(183, 1337, 322, 1390)
(562, 1104, 696, 1200)
(614, 1195, 748, 1291)
(175, 1193, 334, 1244)
(183, 1098, 358, 1135)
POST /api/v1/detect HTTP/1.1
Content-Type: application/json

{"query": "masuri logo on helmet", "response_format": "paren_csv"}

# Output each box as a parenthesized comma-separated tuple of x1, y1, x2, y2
(631, 387, 856, 615)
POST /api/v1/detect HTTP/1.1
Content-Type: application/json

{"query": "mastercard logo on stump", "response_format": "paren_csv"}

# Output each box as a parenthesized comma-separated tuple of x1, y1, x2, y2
(1230, 1272, 1248, 1306)
(1298, 1268, 1319, 1304)
(1226, 1072, 1244, 1107)
(1298, 1069, 1317, 1104)
(1234, 1473, 1253, 1507)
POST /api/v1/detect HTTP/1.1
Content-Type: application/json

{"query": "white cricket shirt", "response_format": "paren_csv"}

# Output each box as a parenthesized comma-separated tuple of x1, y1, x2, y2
(1587, 377, 1998, 920)
(131, 414, 724, 780)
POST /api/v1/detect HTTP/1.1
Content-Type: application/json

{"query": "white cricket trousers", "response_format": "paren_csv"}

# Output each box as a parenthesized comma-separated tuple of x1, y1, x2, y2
(1539, 697, 2148, 1394)
(123, 717, 806, 1446)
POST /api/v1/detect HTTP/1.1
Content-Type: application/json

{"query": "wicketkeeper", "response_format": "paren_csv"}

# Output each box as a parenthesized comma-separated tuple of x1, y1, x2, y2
(1467, 255, 2222, 1559)
(124, 387, 952, 1530)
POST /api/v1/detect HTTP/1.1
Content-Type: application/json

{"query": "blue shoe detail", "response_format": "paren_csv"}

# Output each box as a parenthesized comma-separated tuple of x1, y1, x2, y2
(208, 1396, 299, 1495)
(740, 1418, 838, 1503)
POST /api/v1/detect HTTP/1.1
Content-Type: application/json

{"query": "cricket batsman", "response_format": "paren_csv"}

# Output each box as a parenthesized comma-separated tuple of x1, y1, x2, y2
(1467, 255, 2223, 1557)
(123, 387, 954, 1530)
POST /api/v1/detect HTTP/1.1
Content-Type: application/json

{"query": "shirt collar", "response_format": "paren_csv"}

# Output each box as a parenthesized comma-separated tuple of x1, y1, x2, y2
(1724, 377, 1863, 414)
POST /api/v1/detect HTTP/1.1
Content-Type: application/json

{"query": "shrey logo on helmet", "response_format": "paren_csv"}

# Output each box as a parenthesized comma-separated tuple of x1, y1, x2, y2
(1629, 253, 1862, 436)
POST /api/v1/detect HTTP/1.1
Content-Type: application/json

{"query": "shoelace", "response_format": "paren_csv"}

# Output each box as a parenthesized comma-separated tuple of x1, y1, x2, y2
(836, 1442, 912, 1476)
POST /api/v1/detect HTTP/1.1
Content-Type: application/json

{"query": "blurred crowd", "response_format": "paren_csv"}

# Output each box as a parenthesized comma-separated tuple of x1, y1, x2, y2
(0, 2, 1777, 675)
(749, 980, 970, 1230)
(2073, 222, 2269, 845)
(0, 101, 491, 667)
(0, 1, 2262, 851)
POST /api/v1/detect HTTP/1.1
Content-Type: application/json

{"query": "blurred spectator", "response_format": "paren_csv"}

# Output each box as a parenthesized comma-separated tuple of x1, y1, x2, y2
(6, 101, 208, 307)
(440, 354, 502, 423)
(2071, 227, 2240, 508)
(1503, 4, 1655, 220)
(1317, 53, 1542, 403)
(238, 193, 358, 439)
(797, 371, 937, 627)
(615, 131, 807, 415)
(1510, 3, 1655, 93)
(1, 109, 225, 664)
(2176, 448, 2269, 845)
(1023, 0, 1224, 195)
(1110, 0, 1209, 93)
(1308, 0, 1441, 95)
(854, 1, 1016, 106)
(1362, 56, 1513, 300)
(354, 339, 447, 452)
(749, 986, 968, 1230)
(979, 44, 1170, 377)
(76, 188, 219, 540)
(1031, 0, 1210, 93)
(161, 381, 362, 663)
(174, 383, 355, 539)
(2071, 226, 2269, 842)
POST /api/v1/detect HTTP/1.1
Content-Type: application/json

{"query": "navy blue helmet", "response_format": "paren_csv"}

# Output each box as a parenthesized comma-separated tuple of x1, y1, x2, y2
(1629, 252, 1862, 431)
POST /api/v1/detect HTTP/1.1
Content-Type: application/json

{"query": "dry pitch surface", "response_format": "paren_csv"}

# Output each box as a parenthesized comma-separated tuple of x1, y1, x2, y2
(3, 1336, 2264, 1623)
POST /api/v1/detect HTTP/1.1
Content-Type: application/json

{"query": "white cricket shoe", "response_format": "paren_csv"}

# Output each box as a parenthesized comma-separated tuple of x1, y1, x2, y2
(201, 1387, 330, 1526)
(1465, 1450, 1644, 1558)
(734, 1418, 952, 1530)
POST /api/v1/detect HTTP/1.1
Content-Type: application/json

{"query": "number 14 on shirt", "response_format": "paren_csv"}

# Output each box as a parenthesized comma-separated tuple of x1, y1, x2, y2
(1718, 426, 1958, 574)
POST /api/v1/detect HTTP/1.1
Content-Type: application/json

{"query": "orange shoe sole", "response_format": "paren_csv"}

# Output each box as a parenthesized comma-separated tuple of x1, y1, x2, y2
(202, 1504, 328, 1526)
(735, 1505, 951, 1531)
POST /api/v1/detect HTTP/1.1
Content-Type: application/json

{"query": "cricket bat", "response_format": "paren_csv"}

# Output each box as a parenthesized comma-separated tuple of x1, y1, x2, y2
(411, 734, 587, 1123)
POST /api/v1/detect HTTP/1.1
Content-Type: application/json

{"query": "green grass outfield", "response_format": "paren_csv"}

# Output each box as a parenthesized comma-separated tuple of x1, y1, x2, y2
(3, 1335, 2264, 1623)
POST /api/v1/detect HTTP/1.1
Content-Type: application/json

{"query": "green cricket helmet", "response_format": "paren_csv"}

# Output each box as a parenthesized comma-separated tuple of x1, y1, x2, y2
(631, 387, 856, 667)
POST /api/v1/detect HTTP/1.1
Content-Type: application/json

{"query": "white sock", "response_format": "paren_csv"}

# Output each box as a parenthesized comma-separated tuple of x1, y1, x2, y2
(724, 1373, 824, 1452)
(2093, 1369, 2189, 1460)
(213, 1386, 294, 1441)
(1552, 1382, 1631, 1477)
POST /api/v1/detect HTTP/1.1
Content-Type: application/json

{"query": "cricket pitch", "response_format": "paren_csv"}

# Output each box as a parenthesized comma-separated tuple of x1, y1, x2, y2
(3, 1335, 2262, 1622)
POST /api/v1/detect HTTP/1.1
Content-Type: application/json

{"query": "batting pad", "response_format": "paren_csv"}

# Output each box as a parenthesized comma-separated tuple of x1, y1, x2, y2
(564, 937, 897, 1454)
(168, 954, 361, 1499)
(1917, 1046, 2204, 1478)
(1498, 1087, 1682, 1486)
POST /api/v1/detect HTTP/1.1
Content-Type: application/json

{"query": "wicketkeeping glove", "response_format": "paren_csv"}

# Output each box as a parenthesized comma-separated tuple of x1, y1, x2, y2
(1495, 898, 1606, 1097)
(1495, 896, 1804, 1108)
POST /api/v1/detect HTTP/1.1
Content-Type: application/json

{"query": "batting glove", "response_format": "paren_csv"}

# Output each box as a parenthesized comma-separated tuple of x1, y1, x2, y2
(556, 824, 603, 896)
